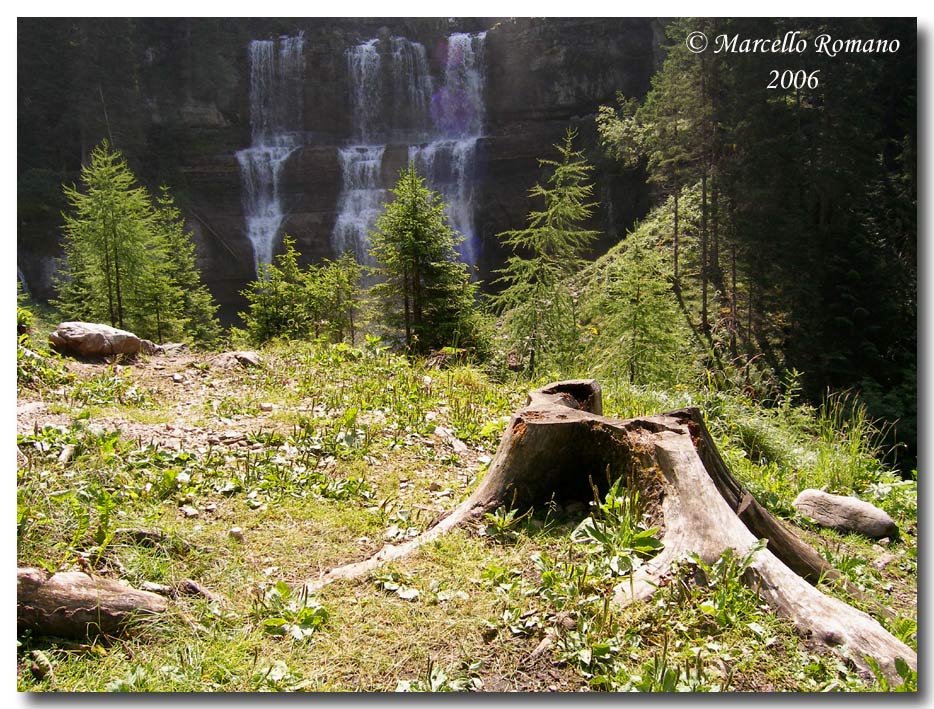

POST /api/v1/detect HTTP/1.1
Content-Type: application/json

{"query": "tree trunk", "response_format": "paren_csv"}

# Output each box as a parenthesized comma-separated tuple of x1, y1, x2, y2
(17, 567, 167, 639)
(700, 172, 709, 335)
(730, 244, 738, 358)
(672, 191, 680, 293)
(305, 380, 915, 685)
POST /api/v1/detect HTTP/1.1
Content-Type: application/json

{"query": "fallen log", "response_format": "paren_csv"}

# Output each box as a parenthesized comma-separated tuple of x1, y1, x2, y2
(305, 379, 915, 685)
(17, 567, 168, 639)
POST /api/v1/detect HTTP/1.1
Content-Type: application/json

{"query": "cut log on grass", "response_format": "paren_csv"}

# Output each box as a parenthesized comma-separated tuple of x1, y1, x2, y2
(305, 380, 915, 685)
(17, 567, 167, 639)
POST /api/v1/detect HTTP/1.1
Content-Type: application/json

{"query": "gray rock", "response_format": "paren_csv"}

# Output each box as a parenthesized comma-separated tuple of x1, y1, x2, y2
(49, 321, 141, 358)
(793, 489, 899, 540)
(871, 552, 898, 571)
(210, 351, 263, 369)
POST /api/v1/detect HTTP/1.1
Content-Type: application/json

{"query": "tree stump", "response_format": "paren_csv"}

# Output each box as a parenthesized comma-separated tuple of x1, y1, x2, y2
(305, 379, 915, 685)
(17, 567, 168, 639)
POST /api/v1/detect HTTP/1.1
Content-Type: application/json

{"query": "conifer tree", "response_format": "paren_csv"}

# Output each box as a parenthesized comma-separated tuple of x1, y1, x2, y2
(151, 187, 222, 346)
(491, 128, 599, 375)
(368, 166, 482, 354)
(239, 236, 309, 344)
(312, 252, 363, 344)
(599, 240, 688, 386)
(54, 140, 154, 332)
(53, 140, 220, 346)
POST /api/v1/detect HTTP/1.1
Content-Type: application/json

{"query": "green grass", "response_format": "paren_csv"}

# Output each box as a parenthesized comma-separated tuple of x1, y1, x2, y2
(16, 337, 915, 692)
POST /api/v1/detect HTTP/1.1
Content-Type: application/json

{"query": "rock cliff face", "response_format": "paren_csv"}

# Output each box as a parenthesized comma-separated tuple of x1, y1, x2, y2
(18, 18, 660, 321)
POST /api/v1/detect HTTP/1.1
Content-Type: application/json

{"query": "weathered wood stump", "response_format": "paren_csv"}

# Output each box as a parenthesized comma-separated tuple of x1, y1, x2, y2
(17, 567, 167, 639)
(305, 379, 915, 685)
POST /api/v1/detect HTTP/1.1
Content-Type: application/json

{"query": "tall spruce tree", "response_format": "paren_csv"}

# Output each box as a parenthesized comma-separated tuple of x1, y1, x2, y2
(368, 166, 482, 354)
(53, 141, 219, 346)
(54, 141, 156, 332)
(491, 128, 599, 375)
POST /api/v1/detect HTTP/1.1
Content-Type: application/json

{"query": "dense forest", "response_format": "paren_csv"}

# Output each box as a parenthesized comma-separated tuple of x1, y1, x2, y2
(16, 17, 917, 692)
(596, 18, 917, 465)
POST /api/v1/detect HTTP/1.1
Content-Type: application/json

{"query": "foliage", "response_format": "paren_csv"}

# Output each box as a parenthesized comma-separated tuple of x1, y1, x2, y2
(571, 479, 663, 577)
(481, 506, 530, 544)
(491, 128, 599, 375)
(597, 18, 917, 465)
(396, 657, 483, 692)
(239, 236, 364, 346)
(582, 235, 691, 387)
(368, 165, 486, 356)
(865, 656, 917, 692)
(52, 141, 219, 346)
(254, 581, 328, 642)
(17, 285, 35, 336)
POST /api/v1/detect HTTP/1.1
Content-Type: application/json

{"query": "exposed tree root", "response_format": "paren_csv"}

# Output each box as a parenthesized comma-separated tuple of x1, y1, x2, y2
(304, 380, 915, 684)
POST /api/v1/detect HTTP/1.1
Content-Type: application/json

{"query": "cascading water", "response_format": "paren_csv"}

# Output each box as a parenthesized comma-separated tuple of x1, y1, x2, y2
(409, 32, 486, 266)
(333, 36, 435, 266)
(332, 145, 386, 265)
(17, 266, 30, 298)
(236, 33, 305, 273)
(332, 32, 486, 268)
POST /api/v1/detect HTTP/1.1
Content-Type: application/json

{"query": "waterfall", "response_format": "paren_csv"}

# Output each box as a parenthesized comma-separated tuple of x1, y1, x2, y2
(409, 32, 487, 267)
(348, 39, 381, 144)
(17, 266, 30, 298)
(407, 139, 479, 264)
(332, 32, 486, 268)
(332, 145, 386, 266)
(333, 36, 435, 263)
(236, 33, 305, 273)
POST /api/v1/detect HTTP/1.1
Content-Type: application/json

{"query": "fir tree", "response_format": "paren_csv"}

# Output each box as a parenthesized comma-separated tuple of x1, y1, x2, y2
(491, 128, 599, 375)
(54, 140, 154, 332)
(239, 236, 309, 344)
(151, 187, 222, 347)
(368, 166, 482, 354)
(53, 141, 220, 346)
(600, 240, 688, 386)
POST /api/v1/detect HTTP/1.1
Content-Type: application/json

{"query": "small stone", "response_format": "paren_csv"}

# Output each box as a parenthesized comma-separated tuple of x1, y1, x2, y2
(172, 373, 184, 383)
(204, 503, 217, 513)
(478, 455, 492, 465)
(234, 351, 262, 367)
(871, 552, 897, 571)
(140, 581, 173, 595)
(180, 505, 199, 518)
(429, 481, 442, 492)
(260, 402, 274, 412)
(57, 444, 76, 465)
(229, 526, 244, 541)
